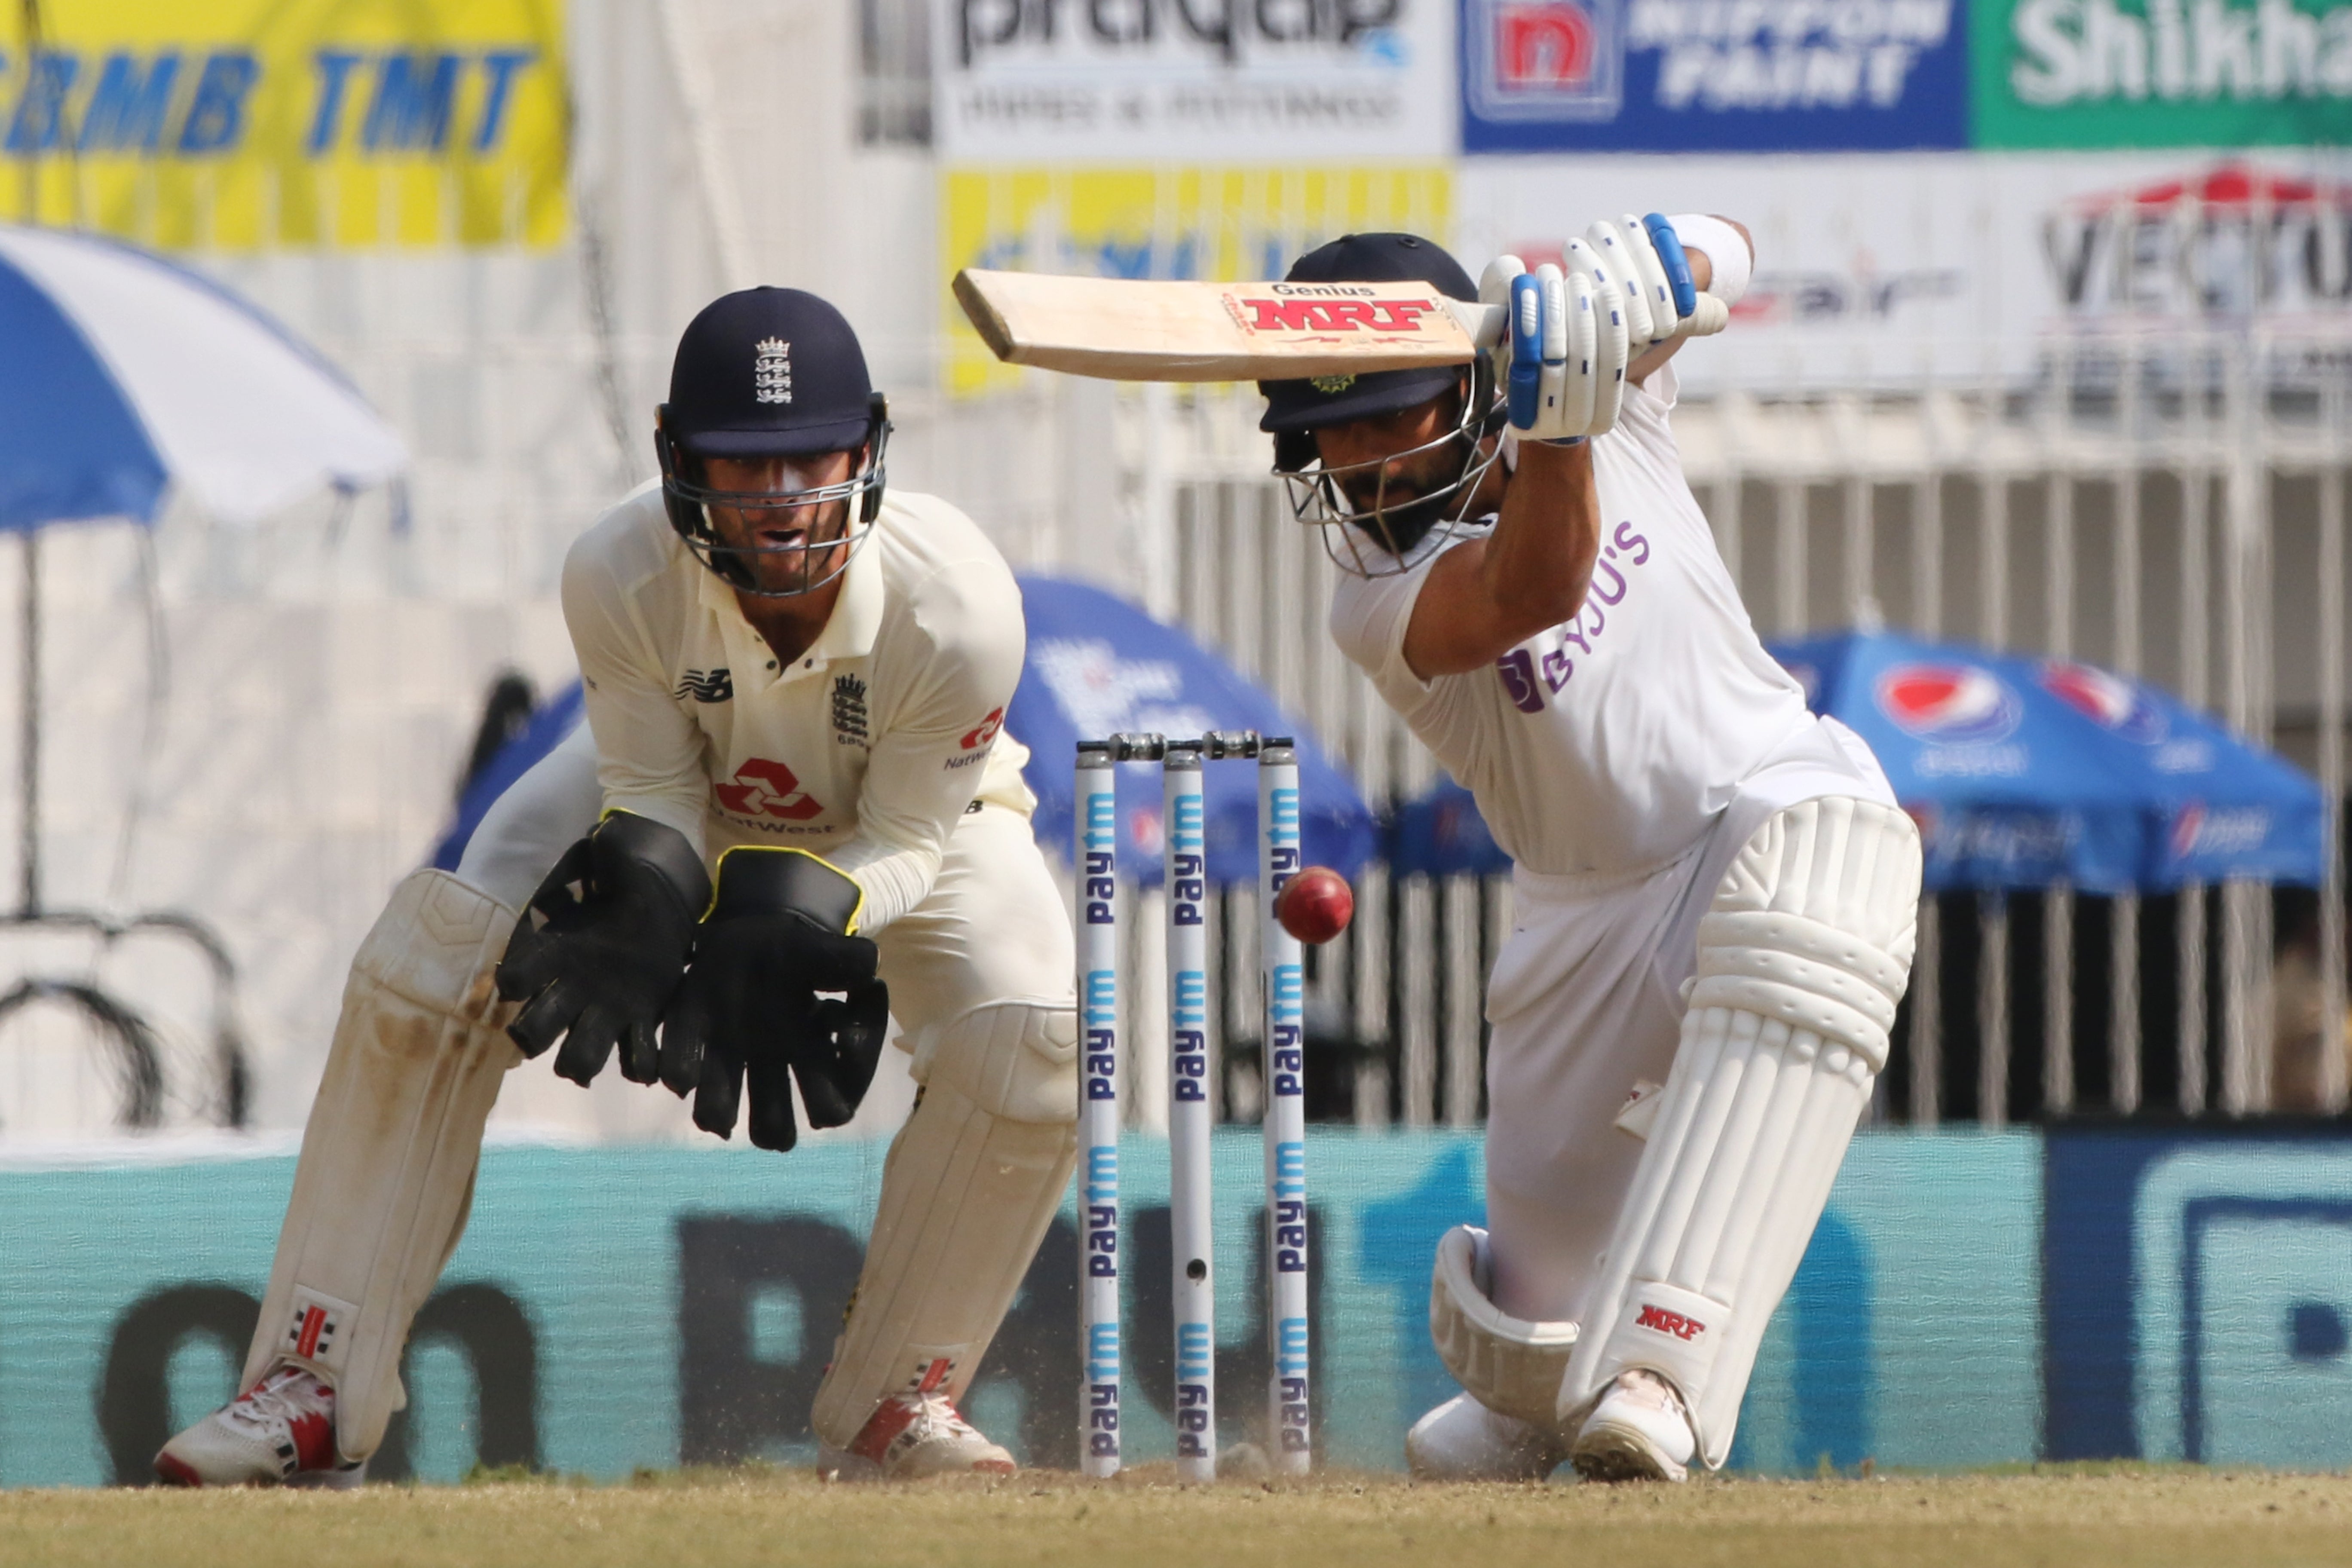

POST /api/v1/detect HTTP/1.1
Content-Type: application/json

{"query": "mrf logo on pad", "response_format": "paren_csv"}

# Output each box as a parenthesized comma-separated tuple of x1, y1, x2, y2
(1635, 1303, 1709, 1341)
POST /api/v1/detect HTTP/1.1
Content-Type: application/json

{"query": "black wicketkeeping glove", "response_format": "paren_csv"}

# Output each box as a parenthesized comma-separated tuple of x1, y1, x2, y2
(658, 847, 888, 1152)
(494, 812, 712, 1087)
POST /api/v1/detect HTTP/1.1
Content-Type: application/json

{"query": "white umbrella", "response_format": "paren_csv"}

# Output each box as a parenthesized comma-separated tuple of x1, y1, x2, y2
(0, 225, 407, 1128)
(0, 223, 406, 528)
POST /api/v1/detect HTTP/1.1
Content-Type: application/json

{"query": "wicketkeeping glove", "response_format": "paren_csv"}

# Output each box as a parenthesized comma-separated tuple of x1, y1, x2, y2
(658, 847, 889, 1152)
(495, 811, 712, 1087)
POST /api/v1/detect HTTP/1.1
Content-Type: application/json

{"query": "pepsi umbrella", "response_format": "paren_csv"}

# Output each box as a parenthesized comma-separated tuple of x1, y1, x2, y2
(1391, 775, 1510, 877)
(1012, 576, 1375, 885)
(1772, 630, 2324, 893)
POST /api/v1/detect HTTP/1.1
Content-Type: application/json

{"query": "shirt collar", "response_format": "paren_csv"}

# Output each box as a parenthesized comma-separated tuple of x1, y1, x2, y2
(694, 530, 884, 680)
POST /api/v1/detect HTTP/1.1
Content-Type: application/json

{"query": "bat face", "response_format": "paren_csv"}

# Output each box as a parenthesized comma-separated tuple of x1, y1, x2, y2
(955, 268, 1504, 383)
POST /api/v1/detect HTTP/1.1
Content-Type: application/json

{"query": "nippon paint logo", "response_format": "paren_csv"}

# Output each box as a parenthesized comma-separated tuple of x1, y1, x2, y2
(2169, 802, 2271, 859)
(1468, 0, 1951, 119)
(2040, 661, 2168, 743)
(1467, 0, 1627, 119)
(1875, 663, 2024, 744)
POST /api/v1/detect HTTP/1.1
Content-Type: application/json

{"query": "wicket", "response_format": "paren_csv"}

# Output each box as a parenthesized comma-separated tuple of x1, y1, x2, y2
(1076, 731, 1312, 1482)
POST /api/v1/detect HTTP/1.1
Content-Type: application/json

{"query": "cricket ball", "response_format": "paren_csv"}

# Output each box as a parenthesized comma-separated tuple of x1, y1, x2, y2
(1275, 866, 1354, 945)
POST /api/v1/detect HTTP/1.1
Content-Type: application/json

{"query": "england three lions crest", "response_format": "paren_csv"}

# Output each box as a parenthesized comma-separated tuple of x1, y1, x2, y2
(753, 337, 793, 405)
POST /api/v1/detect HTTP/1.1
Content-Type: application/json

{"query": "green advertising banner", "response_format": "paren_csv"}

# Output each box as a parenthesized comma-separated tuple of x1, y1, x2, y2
(1972, 0, 2352, 145)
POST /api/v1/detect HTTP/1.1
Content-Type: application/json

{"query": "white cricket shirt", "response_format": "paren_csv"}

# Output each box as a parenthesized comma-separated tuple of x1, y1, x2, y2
(562, 483, 1034, 932)
(1329, 366, 1836, 879)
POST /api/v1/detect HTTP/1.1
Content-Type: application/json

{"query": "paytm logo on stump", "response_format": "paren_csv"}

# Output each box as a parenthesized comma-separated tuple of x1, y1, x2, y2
(1461, 0, 1970, 148)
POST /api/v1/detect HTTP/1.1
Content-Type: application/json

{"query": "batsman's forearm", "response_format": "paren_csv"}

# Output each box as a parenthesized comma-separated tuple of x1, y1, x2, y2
(1483, 439, 1599, 633)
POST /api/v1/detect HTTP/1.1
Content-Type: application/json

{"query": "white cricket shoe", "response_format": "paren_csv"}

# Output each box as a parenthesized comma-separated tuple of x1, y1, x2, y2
(153, 1364, 353, 1487)
(1568, 1368, 1695, 1483)
(1406, 1393, 1566, 1481)
(820, 1391, 1017, 1480)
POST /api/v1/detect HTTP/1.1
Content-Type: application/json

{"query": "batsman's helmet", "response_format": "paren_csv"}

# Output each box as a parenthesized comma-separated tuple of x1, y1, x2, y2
(654, 288, 891, 597)
(1259, 233, 1504, 576)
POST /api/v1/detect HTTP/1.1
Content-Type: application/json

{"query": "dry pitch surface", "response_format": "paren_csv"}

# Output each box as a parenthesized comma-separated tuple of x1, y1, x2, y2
(2, 1466, 2348, 1568)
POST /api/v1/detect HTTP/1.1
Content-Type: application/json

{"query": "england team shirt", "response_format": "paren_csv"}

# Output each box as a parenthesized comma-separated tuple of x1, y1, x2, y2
(1328, 366, 1822, 879)
(562, 483, 1035, 932)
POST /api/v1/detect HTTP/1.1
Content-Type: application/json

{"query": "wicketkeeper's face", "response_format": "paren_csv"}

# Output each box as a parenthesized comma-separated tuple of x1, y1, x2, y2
(702, 450, 859, 596)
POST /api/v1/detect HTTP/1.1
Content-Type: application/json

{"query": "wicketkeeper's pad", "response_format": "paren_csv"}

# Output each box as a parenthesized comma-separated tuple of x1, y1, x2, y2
(241, 869, 521, 1463)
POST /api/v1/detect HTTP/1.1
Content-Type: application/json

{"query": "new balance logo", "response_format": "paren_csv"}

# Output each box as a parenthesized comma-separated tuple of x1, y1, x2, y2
(1634, 1303, 1706, 1341)
(675, 668, 733, 703)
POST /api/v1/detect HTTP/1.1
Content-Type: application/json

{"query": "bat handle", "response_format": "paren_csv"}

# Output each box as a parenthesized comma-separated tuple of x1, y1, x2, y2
(1673, 293, 1731, 339)
(1447, 299, 1511, 352)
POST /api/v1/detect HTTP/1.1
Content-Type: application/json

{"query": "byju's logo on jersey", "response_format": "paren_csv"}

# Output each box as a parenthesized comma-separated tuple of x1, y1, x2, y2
(715, 757, 822, 821)
(753, 338, 792, 405)
(1466, 0, 1624, 122)
(1874, 664, 2022, 744)
(2040, 661, 2167, 744)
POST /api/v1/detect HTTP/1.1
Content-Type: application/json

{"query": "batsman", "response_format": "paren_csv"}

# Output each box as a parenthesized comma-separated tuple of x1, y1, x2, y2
(157, 287, 1076, 1483)
(1264, 225, 1922, 1481)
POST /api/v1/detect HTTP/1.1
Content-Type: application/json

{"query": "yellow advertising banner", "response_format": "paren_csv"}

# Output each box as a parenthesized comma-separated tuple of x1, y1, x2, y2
(943, 164, 1453, 395)
(1, 0, 565, 249)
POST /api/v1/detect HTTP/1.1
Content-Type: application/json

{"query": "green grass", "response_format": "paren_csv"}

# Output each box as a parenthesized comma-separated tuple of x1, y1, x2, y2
(2, 1466, 2348, 1567)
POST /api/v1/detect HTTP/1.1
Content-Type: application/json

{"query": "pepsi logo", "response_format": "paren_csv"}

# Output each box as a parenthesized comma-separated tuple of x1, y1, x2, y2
(1874, 664, 2022, 744)
(2169, 802, 2270, 860)
(2040, 662, 2167, 744)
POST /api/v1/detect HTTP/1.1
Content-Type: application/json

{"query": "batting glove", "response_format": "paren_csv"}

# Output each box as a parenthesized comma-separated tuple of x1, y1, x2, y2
(1582, 213, 1732, 346)
(1479, 247, 1629, 443)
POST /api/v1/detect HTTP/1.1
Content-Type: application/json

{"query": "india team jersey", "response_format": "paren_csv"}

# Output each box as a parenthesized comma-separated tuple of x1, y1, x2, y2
(1328, 366, 1826, 879)
(562, 483, 1034, 931)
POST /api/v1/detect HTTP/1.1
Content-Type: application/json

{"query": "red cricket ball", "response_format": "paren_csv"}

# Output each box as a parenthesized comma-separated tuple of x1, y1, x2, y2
(1275, 865, 1354, 945)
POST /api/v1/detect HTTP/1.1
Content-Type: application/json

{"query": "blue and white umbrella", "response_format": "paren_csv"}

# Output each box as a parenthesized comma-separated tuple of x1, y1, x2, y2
(0, 223, 406, 529)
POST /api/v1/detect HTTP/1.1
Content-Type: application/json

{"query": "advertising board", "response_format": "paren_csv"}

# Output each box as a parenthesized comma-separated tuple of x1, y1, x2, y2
(1454, 150, 2352, 390)
(0, 0, 566, 248)
(934, 0, 1457, 161)
(0, 1128, 2036, 1484)
(1458, 0, 1970, 151)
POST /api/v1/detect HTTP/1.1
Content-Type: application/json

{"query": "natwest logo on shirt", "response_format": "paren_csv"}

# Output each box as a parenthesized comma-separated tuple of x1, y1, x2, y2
(715, 757, 824, 821)
(962, 707, 1005, 750)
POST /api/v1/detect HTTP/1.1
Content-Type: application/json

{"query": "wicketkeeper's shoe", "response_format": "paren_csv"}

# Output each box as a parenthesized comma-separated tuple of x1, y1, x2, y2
(1405, 1393, 1567, 1481)
(821, 1390, 1018, 1480)
(154, 1363, 356, 1487)
(1568, 1368, 1695, 1483)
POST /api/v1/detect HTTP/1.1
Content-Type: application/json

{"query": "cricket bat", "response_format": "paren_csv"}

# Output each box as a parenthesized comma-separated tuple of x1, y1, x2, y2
(953, 268, 1509, 383)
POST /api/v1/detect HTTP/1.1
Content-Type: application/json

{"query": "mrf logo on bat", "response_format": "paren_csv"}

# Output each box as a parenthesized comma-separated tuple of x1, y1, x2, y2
(1223, 283, 1449, 338)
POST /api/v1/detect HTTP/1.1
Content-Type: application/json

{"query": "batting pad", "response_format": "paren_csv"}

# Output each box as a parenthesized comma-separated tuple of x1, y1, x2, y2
(241, 870, 522, 1464)
(1556, 797, 1920, 1469)
(1430, 1225, 1580, 1428)
(810, 1000, 1078, 1449)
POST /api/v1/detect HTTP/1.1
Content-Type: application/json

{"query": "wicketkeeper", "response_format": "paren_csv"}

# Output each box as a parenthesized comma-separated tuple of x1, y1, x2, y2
(1263, 227, 1922, 1481)
(158, 287, 1077, 1484)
